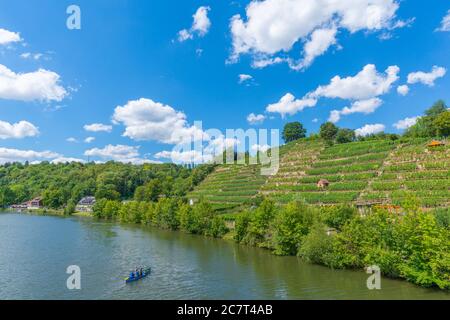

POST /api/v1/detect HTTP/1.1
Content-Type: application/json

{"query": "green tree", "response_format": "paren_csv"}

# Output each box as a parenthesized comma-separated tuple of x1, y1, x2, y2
(273, 201, 315, 255)
(335, 128, 356, 144)
(405, 100, 448, 138)
(319, 122, 339, 145)
(433, 111, 450, 137)
(282, 122, 307, 143)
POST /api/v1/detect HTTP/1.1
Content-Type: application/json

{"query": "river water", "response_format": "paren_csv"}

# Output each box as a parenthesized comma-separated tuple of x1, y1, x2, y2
(0, 213, 448, 300)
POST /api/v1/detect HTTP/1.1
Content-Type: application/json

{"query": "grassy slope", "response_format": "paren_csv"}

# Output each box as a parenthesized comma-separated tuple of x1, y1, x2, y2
(188, 138, 450, 213)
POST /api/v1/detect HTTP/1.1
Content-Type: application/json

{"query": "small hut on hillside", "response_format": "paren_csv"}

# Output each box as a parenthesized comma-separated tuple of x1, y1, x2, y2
(317, 179, 330, 190)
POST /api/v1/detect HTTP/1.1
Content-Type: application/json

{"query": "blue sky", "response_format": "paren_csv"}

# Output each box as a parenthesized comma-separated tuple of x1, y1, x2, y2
(0, 0, 448, 164)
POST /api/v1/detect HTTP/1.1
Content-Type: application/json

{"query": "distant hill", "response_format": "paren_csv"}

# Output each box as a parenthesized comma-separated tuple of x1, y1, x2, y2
(187, 137, 449, 212)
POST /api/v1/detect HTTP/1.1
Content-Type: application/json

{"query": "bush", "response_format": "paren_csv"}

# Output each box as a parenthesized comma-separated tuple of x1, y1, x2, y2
(320, 205, 357, 230)
(298, 223, 335, 266)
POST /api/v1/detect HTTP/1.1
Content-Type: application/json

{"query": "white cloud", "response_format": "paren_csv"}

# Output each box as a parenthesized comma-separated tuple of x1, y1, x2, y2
(247, 113, 266, 125)
(299, 27, 337, 69)
(51, 157, 85, 164)
(393, 116, 419, 130)
(84, 137, 95, 143)
(238, 74, 253, 84)
(0, 64, 67, 102)
(112, 98, 206, 144)
(251, 144, 270, 153)
(84, 144, 139, 160)
(84, 144, 157, 164)
(155, 150, 212, 164)
(397, 84, 409, 96)
(20, 52, 44, 60)
(266, 93, 317, 117)
(0, 28, 21, 45)
(0, 120, 39, 139)
(66, 137, 78, 143)
(329, 98, 383, 123)
(312, 118, 319, 123)
(436, 10, 450, 32)
(264, 64, 397, 119)
(178, 6, 211, 42)
(83, 123, 112, 133)
(407, 66, 446, 87)
(229, 0, 405, 69)
(312, 64, 399, 100)
(355, 123, 385, 137)
(0, 147, 60, 164)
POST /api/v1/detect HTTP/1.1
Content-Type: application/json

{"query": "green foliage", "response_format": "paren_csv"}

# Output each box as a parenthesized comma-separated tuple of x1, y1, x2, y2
(405, 100, 448, 138)
(335, 128, 356, 144)
(319, 122, 339, 144)
(320, 205, 357, 230)
(272, 201, 315, 255)
(433, 208, 450, 229)
(282, 122, 307, 143)
(434, 111, 450, 137)
(0, 161, 214, 208)
(298, 223, 336, 267)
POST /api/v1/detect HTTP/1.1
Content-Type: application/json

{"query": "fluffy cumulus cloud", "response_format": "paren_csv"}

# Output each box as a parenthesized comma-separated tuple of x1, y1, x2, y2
(407, 66, 447, 87)
(0, 28, 21, 45)
(0, 120, 39, 139)
(393, 116, 419, 130)
(247, 112, 266, 124)
(266, 64, 398, 120)
(436, 10, 450, 32)
(154, 150, 212, 164)
(66, 137, 78, 143)
(266, 93, 317, 117)
(355, 123, 386, 136)
(229, 0, 406, 69)
(112, 98, 206, 144)
(312, 64, 399, 100)
(83, 123, 112, 133)
(0, 147, 60, 164)
(0, 64, 67, 102)
(178, 6, 211, 42)
(315, 64, 398, 122)
(329, 98, 383, 123)
(84, 144, 158, 164)
(397, 84, 409, 96)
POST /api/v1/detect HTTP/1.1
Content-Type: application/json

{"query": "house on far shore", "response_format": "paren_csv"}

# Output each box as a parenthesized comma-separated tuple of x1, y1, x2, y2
(76, 196, 96, 212)
(27, 197, 43, 210)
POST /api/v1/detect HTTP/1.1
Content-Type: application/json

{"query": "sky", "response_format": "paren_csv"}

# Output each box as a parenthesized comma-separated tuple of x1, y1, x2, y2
(0, 0, 448, 164)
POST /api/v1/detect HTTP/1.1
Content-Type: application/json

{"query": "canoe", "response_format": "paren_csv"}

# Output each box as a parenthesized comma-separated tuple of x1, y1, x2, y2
(125, 267, 151, 283)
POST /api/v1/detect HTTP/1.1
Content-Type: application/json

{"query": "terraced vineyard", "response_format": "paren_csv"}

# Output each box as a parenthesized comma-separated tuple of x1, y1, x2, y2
(186, 164, 267, 213)
(188, 138, 449, 212)
(360, 138, 450, 207)
(264, 139, 397, 205)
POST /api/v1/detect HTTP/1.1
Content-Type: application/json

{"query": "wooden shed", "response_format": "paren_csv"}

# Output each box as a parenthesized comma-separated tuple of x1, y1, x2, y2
(317, 179, 330, 189)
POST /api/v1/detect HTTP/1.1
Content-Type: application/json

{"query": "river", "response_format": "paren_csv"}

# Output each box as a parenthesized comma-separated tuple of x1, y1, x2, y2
(0, 212, 448, 300)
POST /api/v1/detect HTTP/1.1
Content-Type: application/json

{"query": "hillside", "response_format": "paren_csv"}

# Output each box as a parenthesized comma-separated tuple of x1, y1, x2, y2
(188, 137, 450, 212)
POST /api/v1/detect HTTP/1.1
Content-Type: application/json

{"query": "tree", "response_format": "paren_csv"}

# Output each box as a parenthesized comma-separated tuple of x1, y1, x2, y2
(434, 111, 450, 137)
(320, 122, 339, 144)
(405, 100, 448, 138)
(335, 128, 356, 144)
(282, 122, 306, 143)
